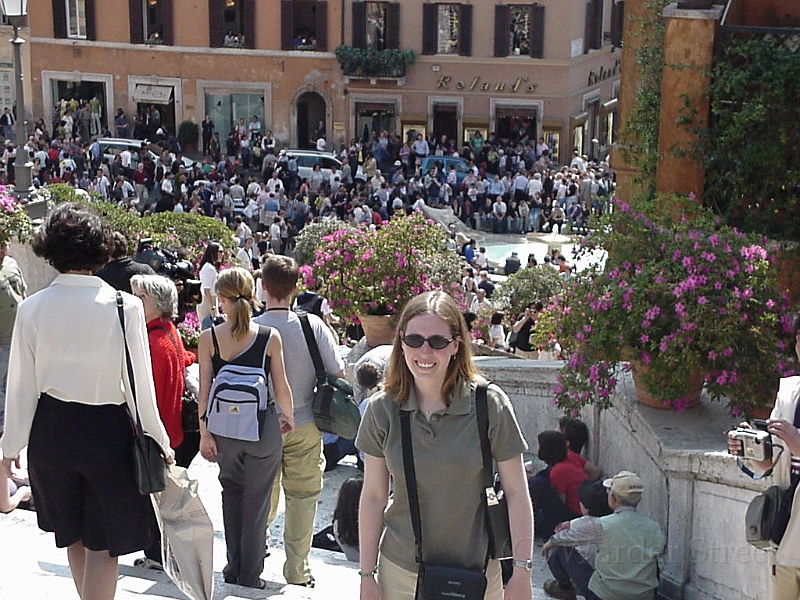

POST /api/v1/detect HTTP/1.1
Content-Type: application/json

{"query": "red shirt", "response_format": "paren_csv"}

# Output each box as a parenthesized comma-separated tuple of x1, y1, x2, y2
(550, 457, 588, 515)
(146, 319, 195, 449)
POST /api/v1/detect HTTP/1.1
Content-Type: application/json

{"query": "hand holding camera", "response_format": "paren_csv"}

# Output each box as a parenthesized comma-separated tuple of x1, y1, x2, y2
(728, 419, 773, 462)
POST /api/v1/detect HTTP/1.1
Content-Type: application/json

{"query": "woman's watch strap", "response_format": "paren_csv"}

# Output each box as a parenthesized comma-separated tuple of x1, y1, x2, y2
(512, 558, 533, 571)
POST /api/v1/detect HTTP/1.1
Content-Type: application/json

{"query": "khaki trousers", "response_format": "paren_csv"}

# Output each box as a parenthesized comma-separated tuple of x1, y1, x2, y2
(268, 422, 324, 584)
(377, 556, 503, 600)
(772, 564, 800, 600)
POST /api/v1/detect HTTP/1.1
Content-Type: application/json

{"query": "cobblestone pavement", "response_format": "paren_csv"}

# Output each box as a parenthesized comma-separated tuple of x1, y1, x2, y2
(0, 455, 552, 599)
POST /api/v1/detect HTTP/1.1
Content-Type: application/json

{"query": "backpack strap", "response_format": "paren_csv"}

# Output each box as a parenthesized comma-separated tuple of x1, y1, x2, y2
(209, 324, 221, 357)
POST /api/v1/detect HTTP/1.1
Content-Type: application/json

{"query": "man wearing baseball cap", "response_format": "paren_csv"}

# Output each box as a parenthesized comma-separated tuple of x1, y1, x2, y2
(542, 470, 664, 600)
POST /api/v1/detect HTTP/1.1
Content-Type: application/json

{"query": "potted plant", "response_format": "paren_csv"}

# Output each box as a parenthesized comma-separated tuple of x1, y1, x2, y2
(543, 194, 794, 417)
(304, 212, 463, 345)
(0, 187, 33, 245)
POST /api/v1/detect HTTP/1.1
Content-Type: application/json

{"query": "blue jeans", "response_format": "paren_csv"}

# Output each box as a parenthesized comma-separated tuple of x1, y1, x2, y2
(528, 470, 577, 539)
(527, 209, 541, 232)
(547, 545, 597, 598)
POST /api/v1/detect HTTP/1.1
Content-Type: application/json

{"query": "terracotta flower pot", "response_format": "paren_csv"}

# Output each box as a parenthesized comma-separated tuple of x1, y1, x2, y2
(630, 361, 703, 410)
(357, 313, 397, 347)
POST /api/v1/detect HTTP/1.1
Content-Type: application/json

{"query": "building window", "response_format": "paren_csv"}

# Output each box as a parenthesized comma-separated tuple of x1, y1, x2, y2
(495, 4, 546, 59)
(67, 0, 87, 39)
(281, 0, 328, 51)
(436, 5, 460, 54)
(144, 0, 165, 42)
(223, 0, 244, 46)
(0, 69, 12, 111)
(422, 3, 472, 56)
(365, 2, 387, 51)
(584, 0, 603, 53)
(508, 6, 531, 56)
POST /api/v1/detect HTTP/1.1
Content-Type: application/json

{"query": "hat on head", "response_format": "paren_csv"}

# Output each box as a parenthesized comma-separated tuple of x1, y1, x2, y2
(394, 160, 402, 166)
(604, 471, 644, 500)
(579, 480, 612, 517)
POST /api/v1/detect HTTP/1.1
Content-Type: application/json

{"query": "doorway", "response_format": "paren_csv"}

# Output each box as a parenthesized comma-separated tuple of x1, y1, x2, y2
(432, 104, 458, 148)
(296, 91, 326, 149)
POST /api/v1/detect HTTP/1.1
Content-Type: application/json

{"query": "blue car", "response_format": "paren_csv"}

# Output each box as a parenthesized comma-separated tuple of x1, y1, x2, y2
(419, 156, 471, 189)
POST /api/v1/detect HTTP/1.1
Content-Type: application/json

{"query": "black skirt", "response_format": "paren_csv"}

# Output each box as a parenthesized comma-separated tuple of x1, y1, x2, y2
(27, 393, 159, 557)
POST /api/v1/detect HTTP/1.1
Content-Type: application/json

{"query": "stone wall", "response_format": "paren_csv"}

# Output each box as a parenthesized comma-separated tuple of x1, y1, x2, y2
(476, 356, 772, 600)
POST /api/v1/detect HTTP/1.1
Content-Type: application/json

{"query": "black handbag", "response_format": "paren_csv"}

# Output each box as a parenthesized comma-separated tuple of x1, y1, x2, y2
(117, 292, 167, 495)
(400, 410, 488, 600)
(476, 382, 513, 561)
(299, 314, 360, 439)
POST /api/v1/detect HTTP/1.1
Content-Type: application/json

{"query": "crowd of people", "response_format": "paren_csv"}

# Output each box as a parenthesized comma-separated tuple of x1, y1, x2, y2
(3, 113, 798, 600)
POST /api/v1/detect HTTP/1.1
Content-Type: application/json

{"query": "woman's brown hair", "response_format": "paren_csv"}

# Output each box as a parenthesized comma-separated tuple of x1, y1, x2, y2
(215, 267, 260, 340)
(383, 291, 480, 404)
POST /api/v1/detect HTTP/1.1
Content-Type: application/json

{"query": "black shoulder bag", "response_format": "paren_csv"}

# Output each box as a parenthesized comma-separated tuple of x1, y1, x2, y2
(476, 382, 514, 585)
(116, 292, 167, 495)
(400, 409, 488, 600)
(299, 314, 360, 439)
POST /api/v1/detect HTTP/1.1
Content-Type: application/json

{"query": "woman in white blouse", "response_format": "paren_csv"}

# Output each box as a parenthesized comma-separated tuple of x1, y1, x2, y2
(197, 241, 223, 328)
(0, 203, 173, 600)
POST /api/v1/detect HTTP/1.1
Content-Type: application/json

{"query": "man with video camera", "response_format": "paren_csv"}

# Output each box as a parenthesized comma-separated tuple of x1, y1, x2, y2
(728, 315, 800, 600)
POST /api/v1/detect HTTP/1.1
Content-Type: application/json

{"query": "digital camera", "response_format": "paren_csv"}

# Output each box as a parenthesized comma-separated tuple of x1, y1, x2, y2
(729, 420, 773, 462)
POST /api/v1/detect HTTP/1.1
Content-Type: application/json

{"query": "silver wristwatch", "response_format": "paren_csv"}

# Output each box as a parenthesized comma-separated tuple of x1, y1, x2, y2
(512, 558, 533, 571)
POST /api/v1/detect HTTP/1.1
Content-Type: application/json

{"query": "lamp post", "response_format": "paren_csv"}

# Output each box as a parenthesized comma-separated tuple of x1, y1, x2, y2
(0, 0, 29, 197)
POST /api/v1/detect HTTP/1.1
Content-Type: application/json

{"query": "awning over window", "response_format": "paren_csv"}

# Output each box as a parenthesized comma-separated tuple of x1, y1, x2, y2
(132, 84, 173, 104)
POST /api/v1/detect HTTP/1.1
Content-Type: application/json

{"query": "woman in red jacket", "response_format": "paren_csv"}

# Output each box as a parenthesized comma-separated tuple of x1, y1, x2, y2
(131, 273, 196, 569)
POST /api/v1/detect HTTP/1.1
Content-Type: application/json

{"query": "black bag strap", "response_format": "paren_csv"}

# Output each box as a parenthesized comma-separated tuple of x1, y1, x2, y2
(299, 314, 326, 383)
(477, 381, 505, 557)
(475, 381, 494, 491)
(400, 409, 425, 564)
(152, 324, 181, 355)
(116, 292, 144, 438)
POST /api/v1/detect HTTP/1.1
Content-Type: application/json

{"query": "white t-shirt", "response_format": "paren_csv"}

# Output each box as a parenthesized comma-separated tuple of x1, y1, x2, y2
(199, 262, 217, 297)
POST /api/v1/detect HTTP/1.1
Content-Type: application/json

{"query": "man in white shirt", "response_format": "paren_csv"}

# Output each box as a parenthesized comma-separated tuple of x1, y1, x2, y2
(315, 135, 327, 152)
(492, 195, 508, 233)
(236, 236, 255, 271)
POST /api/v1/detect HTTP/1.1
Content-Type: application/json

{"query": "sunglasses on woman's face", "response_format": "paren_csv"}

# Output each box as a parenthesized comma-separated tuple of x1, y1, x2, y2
(401, 334, 454, 350)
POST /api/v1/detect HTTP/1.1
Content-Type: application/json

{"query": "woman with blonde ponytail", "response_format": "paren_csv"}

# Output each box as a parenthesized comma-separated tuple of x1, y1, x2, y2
(197, 266, 294, 589)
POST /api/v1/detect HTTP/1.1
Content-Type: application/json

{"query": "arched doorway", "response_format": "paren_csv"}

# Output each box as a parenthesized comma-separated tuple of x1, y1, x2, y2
(296, 91, 326, 149)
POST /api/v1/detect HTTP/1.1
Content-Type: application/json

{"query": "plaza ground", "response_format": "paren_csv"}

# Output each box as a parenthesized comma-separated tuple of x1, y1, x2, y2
(0, 454, 553, 600)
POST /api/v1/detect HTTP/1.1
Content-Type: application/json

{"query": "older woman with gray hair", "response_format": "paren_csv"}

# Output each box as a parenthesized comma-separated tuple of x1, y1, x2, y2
(130, 274, 197, 568)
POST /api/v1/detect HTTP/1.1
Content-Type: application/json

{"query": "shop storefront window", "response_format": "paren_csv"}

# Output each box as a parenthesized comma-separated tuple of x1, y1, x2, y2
(496, 108, 537, 145)
(205, 92, 264, 139)
(356, 103, 396, 144)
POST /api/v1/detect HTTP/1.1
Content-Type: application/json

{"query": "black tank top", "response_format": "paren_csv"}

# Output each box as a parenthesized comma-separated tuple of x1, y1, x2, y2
(210, 324, 272, 380)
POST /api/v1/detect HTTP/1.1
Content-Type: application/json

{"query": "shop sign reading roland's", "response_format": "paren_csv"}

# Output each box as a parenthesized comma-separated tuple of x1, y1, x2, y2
(436, 75, 537, 93)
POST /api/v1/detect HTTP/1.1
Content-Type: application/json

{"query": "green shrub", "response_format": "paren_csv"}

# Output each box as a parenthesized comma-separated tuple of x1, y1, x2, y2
(495, 267, 564, 317)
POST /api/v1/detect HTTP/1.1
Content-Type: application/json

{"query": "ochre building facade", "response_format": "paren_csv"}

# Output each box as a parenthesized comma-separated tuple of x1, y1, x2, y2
(30, 0, 623, 160)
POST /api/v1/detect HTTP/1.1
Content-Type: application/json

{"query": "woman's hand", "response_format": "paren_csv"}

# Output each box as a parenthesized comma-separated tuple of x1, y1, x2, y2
(359, 574, 381, 600)
(503, 569, 533, 600)
(1, 456, 19, 478)
(199, 432, 218, 463)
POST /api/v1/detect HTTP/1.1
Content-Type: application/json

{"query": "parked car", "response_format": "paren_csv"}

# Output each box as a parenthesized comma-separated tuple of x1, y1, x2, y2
(277, 149, 366, 185)
(97, 138, 195, 170)
(419, 155, 471, 189)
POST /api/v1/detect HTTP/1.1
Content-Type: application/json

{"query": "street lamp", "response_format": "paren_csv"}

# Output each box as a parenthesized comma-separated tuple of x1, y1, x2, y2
(0, 0, 30, 197)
